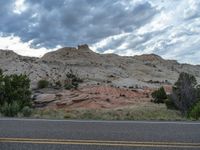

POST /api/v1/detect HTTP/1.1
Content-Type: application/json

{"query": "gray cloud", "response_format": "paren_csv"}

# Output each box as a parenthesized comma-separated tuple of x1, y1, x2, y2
(0, 0, 157, 48)
(1, 0, 200, 64)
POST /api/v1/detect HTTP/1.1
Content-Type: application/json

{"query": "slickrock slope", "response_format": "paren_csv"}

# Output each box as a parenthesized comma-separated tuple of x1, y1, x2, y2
(0, 44, 200, 89)
(34, 85, 151, 109)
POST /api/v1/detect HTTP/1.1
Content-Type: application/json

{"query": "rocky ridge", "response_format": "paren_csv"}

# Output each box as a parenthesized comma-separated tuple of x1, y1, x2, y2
(0, 44, 200, 89)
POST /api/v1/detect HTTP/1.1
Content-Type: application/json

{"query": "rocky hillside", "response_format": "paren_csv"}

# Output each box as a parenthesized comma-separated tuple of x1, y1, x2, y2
(0, 44, 200, 88)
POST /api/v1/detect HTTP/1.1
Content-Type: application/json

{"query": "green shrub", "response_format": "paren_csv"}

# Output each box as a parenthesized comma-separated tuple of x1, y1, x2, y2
(151, 87, 167, 103)
(0, 102, 20, 117)
(188, 101, 200, 120)
(0, 70, 32, 117)
(72, 82, 78, 89)
(64, 70, 83, 90)
(21, 106, 32, 117)
(0, 74, 32, 108)
(37, 80, 49, 89)
(55, 81, 62, 88)
(64, 83, 74, 90)
(197, 85, 200, 100)
(165, 98, 177, 110)
(0, 68, 2, 75)
(66, 71, 83, 83)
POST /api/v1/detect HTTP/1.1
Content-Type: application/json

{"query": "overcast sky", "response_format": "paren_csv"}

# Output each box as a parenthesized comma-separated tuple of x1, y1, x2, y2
(0, 0, 200, 64)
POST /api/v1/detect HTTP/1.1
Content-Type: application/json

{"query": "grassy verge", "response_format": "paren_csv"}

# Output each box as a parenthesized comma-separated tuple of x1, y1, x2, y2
(32, 102, 186, 121)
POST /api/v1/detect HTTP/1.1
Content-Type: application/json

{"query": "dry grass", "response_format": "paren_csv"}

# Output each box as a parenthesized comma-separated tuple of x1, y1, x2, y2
(32, 102, 185, 121)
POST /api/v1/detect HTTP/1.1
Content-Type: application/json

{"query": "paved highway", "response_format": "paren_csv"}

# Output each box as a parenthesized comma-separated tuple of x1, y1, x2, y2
(0, 118, 200, 150)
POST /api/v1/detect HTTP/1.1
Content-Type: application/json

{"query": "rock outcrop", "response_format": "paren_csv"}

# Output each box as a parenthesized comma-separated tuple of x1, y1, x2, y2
(0, 44, 200, 89)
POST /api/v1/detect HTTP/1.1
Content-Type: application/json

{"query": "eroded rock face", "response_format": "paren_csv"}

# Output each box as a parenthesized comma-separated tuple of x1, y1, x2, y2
(0, 44, 200, 89)
(33, 85, 152, 109)
(78, 44, 89, 50)
(133, 54, 164, 62)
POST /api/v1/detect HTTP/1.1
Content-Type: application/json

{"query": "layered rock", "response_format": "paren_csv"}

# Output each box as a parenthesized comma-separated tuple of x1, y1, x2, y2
(0, 45, 200, 89)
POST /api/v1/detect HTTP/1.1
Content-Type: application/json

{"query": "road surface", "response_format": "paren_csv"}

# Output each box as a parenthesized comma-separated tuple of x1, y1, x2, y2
(0, 118, 200, 150)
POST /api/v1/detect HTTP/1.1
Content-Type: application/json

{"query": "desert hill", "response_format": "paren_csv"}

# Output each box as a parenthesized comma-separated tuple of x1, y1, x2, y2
(0, 44, 200, 89)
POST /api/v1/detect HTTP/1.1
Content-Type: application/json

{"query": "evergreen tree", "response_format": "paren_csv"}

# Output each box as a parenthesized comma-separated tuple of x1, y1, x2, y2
(171, 72, 198, 114)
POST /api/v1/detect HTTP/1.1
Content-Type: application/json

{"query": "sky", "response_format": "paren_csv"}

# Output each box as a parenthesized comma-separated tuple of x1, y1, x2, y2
(0, 0, 200, 64)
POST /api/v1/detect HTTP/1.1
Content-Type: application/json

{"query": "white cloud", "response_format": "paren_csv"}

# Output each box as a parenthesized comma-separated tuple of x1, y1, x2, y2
(183, 0, 200, 19)
(92, 0, 200, 64)
(0, 36, 57, 57)
(13, 0, 27, 14)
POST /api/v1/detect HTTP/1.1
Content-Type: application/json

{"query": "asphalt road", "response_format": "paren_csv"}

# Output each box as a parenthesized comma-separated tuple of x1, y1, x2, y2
(0, 118, 200, 150)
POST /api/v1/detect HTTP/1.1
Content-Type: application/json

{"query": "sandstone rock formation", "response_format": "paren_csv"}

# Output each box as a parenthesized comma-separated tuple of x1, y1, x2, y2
(33, 85, 151, 109)
(0, 44, 200, 89)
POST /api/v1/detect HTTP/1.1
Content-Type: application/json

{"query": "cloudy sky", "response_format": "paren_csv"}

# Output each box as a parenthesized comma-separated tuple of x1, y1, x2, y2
(0, 0, 200, 64)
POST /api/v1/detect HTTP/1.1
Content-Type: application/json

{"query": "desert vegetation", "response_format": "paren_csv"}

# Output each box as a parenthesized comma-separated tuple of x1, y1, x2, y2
(189, 101, 200, 119)
(64, 70, 83, 90)
(36, 70, 83, 90)
(0, 69, 32, 117)
(33, 103, 183, 121)
(151, 72, 200, 120)
(37, 79, 49, 89)
(151, 87, 167, 103)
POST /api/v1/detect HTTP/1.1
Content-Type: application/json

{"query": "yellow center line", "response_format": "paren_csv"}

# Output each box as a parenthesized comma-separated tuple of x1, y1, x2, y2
(0, 138, 200, 148)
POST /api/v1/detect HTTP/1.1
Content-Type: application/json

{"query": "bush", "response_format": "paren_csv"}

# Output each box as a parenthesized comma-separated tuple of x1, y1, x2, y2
(197, 85, 200, 100)
(0, 74, 32, 109)
(0, 70, 32, 117)
(0, 68, 2, 75)
(171, 72, 198, 115)
(21, 106, 32, 117)
(188, 101, 200, 120)
(64, 83, 74, 90)
(37, 80, 49, 89)
(64, 70, 83, 90)
(55, 81, 62, 88)
(72, 82, 79, 89)
(66, 70, 83, 83)
(0, 102, 20, 117)
(151, 87, 167, 103)
(165, 98, 177, 110)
